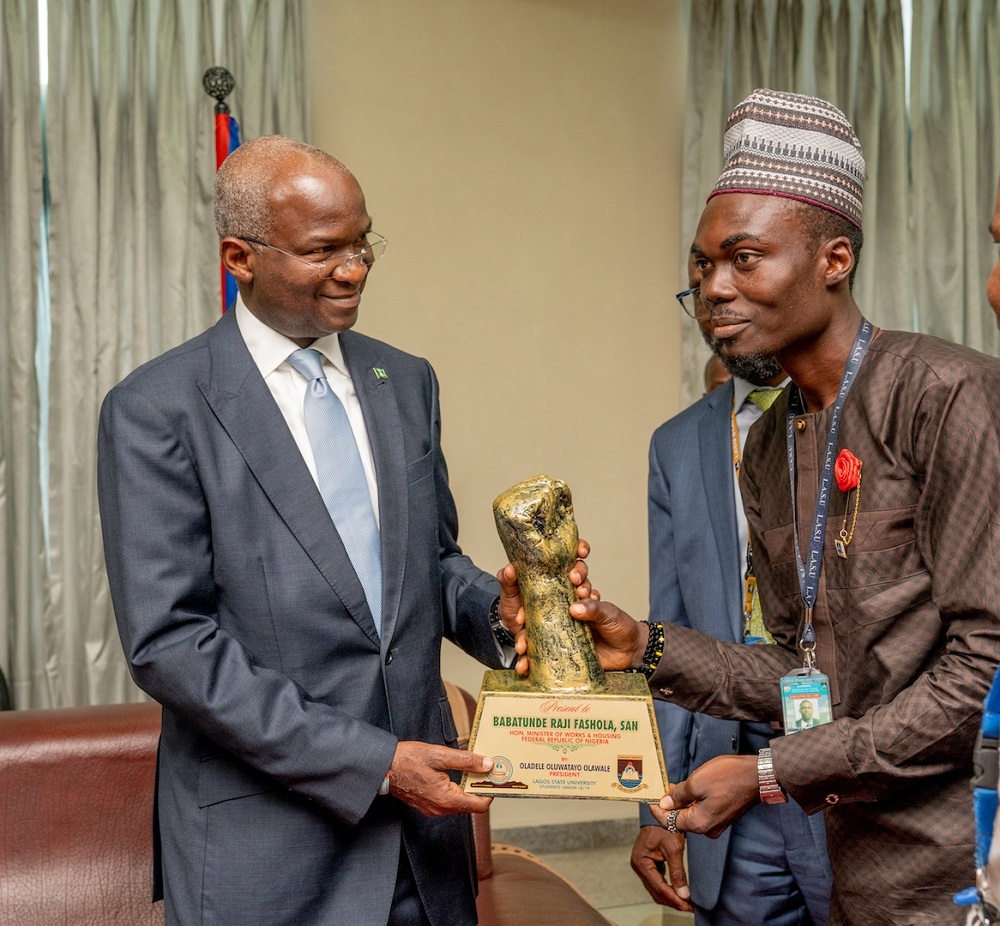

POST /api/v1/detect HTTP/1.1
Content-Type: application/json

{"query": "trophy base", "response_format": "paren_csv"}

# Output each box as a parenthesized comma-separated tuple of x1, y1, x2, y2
(460, 670, 668, 801)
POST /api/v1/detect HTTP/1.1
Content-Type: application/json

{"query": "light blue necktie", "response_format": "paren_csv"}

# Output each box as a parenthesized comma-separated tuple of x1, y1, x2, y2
(287, 348, 382, 634)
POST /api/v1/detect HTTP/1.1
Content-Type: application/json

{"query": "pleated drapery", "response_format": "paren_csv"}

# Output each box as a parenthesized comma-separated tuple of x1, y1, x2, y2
(678, 0, 909, 405)
(3, 0, 307, 708)
(0, 0, 44, 711)
(910, 0, 1000, 353)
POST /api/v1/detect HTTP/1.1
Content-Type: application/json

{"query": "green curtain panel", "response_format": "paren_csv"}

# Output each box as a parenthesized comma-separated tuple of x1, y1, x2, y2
(679, 0, 1000, 403)
(910, 0, 1000, 353)
(0, 0, 44, 712)
(4, 0, 308, 708)
(679, 0, 909, 405)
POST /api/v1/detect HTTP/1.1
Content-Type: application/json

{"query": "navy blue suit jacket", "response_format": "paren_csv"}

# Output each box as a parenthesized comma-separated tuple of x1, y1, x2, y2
(643, 379, 743, 911)
(98, 309, 501, 926)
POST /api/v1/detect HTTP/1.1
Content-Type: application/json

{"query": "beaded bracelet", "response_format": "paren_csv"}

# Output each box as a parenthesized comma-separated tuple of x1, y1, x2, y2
(635, 621, 664, 678)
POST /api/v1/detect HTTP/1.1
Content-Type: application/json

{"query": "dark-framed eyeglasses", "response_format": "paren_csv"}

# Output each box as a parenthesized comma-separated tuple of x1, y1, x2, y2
(242, 233, 388, 279)
(676, 286, 709, 320)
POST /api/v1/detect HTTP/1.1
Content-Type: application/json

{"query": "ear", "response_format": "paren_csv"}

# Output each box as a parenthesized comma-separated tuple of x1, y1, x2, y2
(820, 237, 854, 288)
(220, 237, 256, 282)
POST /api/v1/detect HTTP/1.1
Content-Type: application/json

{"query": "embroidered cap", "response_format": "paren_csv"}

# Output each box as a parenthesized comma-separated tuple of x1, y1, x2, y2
(709, 88, 866, 229)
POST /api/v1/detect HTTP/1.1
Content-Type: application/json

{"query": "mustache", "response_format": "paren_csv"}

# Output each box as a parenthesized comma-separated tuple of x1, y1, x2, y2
(705, 306, 751, 326)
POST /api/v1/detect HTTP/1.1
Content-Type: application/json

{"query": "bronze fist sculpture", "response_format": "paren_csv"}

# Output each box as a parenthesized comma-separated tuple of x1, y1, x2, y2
(493, 475, 605, 692)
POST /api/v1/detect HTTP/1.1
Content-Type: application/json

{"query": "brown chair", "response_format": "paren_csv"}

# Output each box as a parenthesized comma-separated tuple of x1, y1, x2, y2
(0, 701, 164, 924)
(0, 684, 611, 926)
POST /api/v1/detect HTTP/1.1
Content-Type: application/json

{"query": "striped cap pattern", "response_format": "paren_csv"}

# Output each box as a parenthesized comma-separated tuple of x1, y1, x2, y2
(709, 89, 866, 228)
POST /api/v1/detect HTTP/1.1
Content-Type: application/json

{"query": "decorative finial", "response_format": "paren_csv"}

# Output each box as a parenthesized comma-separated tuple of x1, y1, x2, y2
(202, 67, 235, 114)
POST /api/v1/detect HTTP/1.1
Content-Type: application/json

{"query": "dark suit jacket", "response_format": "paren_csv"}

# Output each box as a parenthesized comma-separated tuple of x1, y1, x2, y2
(98, 309, 502, 926)
(642, 379, 743, 910)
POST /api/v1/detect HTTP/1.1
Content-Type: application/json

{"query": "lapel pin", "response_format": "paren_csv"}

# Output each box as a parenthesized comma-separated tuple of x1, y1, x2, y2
(372, 367, 389, 386)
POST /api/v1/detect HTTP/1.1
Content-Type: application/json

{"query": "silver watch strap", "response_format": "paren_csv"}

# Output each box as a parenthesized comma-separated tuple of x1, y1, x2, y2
(757, 747, 788, 804)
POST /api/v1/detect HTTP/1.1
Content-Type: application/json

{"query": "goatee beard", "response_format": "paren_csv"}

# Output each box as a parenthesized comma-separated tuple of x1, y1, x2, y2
(701, 329, 782, 385)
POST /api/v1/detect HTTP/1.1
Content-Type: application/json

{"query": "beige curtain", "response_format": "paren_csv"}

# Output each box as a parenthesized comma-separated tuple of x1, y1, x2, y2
(911, 0, 1000, 353)
(679, 0, 909, 405)
(4, 0, 308, 708)
(0, 0, 43, 710)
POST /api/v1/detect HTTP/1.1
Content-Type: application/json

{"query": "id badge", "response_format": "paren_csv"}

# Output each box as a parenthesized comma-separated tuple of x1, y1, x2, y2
(780, 669, 832, 732)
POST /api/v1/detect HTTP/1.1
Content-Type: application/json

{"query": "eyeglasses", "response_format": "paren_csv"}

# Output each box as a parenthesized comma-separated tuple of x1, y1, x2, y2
(676, 286, 709, 319)
(243, 233, 388, 278)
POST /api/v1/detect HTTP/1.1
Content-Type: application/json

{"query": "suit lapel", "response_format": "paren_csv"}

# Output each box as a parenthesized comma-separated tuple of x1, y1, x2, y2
(699, 381, 744, 642)
(340, 331, 407, 648)
(199, 312, 380, 645)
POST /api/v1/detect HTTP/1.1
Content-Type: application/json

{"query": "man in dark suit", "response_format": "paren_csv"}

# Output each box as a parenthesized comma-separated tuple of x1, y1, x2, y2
(97, 136, 582, 926)
(631, 331, 830, 924)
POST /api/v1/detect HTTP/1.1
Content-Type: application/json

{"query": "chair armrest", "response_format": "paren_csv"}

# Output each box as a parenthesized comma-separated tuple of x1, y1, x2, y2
(0, 701, 163, 925)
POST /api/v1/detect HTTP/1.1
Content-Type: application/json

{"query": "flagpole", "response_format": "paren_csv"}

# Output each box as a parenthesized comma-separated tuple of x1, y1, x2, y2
(203, 67, 239, 314)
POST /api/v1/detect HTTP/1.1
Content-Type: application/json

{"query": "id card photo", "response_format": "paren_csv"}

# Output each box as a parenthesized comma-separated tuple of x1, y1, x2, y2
(780, 672, 832, 732)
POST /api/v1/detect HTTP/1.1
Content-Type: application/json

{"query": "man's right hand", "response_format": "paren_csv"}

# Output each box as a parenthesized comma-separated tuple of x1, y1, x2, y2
(631, 825, 692, 912)
(568, 598, 648, 671)
(387, 742, 493, 816)
(651, 755, 760, 838)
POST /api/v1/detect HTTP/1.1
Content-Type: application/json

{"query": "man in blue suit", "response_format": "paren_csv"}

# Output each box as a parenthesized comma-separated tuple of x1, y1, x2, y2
(630, 313, 831, 925)
(97, 136, 579, 926)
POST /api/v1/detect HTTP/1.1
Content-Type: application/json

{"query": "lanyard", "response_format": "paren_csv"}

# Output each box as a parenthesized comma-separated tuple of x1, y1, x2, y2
(732, 403, 767, 615)
(730, 407, 743, 475)
(730, 407, 756, 619)
(785, 318, 873, 667)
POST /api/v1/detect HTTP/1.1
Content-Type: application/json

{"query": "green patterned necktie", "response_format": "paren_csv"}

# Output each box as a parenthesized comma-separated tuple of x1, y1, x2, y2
(747, 387, 783, 412)
(743, 387, 782, 644)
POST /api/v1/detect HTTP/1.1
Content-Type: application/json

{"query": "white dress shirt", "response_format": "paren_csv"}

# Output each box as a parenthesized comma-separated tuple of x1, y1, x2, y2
(235, 296, 380, 525)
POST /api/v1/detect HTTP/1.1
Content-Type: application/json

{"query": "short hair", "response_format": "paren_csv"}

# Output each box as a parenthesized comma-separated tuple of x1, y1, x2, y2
(214, 135, 352, 241)
(796, 202, 864, 290)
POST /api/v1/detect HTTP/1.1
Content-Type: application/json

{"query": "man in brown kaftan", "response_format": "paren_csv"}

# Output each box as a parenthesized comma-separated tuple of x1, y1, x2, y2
(562, 91, 1000, 925)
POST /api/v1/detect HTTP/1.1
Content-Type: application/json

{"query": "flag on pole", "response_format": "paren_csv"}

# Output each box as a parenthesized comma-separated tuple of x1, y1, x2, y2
(214, 111, 241, 313)
(214, 110, 241, 171)
(203, 68, 241, 314)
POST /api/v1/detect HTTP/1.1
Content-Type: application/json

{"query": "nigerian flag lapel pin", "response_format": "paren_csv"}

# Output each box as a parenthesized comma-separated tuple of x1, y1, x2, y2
(372, 366, 389, 385)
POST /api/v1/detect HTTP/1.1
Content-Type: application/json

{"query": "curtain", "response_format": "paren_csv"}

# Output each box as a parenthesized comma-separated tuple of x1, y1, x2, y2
(5, 0, 308, 708)
(679, 0, 909, 405)
(0, 0, 43, 710)
(911, 0, 1000, 353)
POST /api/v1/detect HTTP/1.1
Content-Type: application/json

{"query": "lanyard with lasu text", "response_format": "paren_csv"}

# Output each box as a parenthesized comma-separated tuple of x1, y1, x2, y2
(731, 405, 765, 643)
(785, 318, 873, 668)
(730, 407, 756, 631)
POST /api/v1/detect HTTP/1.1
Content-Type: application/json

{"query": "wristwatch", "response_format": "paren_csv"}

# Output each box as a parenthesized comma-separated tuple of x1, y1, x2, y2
(489, 597, 516, 648)
(757, 748, 788, 804)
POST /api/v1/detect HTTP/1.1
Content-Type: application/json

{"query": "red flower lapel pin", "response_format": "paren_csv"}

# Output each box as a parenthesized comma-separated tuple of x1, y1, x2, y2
(834, 449, 862, 558)
(835, 449, 862, 492)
